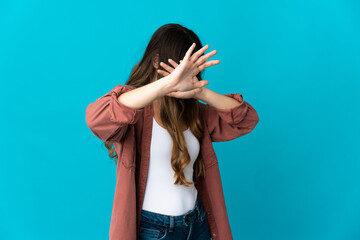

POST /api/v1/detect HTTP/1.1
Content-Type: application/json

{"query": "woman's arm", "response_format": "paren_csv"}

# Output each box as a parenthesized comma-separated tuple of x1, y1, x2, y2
(116, 76, 174, 109)
(197, 87, 259, 142)
(195, 87, 242, 109)
(85, 76, 174, 143)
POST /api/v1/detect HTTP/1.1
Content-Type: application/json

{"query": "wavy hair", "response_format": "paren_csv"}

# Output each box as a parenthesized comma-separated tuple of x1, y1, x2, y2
(105, 23, 207, 186)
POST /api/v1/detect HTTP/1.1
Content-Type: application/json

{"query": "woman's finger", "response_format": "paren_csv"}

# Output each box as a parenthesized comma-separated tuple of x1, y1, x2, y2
(157, 69, 170, 76)
(166, 91, 185, 98)
(198, 60, 220, 72)
(193, 80, 209, 88)
(195, 49, 217, 66)
(166, 87, 200, 99)
(190, 44, 209, 62)
(166, 92, 176, 97)
(183, 43, 196, 61)
(168, 58, 179, 68)
(160, 61, 174, 73)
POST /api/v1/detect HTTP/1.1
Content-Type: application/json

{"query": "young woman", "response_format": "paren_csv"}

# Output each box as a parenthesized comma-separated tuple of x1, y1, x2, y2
(85, 23, 259, 240)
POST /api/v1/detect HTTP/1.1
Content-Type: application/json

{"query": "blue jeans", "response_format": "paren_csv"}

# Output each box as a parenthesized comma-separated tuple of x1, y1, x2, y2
(138, 194, 211, 240)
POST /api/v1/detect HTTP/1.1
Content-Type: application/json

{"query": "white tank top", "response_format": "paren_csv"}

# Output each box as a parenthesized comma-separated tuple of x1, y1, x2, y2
(141, 116, 200, 216)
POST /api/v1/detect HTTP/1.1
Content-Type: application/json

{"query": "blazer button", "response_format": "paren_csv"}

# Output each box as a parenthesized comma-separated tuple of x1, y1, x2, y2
(207, 211, 211, 215)
(212, 233, 216, 237)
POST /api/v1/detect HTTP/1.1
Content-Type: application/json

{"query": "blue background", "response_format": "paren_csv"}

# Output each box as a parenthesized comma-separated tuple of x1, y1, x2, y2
(1, 0, 359, 239)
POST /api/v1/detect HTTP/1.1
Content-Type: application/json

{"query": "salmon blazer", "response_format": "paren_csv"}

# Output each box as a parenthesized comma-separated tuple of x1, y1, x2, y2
(85, 84, 259, 240)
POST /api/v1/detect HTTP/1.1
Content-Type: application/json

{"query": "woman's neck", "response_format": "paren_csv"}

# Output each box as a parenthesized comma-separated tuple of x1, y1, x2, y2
(152, 101, 188, 131)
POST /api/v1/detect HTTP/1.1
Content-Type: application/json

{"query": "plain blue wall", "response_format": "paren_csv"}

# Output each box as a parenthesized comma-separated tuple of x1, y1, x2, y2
(1, 0, 359, 239)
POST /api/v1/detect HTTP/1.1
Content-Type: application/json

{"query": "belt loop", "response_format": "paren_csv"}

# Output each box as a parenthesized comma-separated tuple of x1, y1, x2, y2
(169, 216, 174, 232)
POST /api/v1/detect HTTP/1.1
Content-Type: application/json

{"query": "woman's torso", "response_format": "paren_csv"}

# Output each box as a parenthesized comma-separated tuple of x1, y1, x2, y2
(140, 102, 200, 216)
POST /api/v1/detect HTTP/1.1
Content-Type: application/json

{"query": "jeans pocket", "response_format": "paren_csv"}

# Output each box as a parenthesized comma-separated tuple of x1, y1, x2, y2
(139, 219, 168, 240)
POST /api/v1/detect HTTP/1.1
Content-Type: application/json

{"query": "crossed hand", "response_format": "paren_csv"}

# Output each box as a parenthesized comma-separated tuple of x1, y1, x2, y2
(156, 43, 220, 99)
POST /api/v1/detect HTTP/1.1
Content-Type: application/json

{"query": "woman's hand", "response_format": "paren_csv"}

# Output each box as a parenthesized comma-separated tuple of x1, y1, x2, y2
(157, 43, 220, 99)
(157, 59, 204, 99)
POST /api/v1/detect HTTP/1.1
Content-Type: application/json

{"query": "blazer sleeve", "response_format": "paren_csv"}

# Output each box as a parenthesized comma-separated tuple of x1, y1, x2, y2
(200, 93, 259, 142)
(85, 84, 144, 143)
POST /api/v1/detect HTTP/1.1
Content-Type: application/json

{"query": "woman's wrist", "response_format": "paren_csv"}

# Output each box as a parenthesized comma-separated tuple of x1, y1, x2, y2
(194, 87, 209, 101)
(157, 75, 177, 96)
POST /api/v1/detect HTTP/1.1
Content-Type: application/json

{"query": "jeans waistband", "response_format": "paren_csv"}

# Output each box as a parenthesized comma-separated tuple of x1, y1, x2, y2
(140, 194, 203, 227)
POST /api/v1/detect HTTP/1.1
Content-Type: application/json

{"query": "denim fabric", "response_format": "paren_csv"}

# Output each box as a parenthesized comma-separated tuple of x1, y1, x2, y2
(138, 195, 211, 240)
